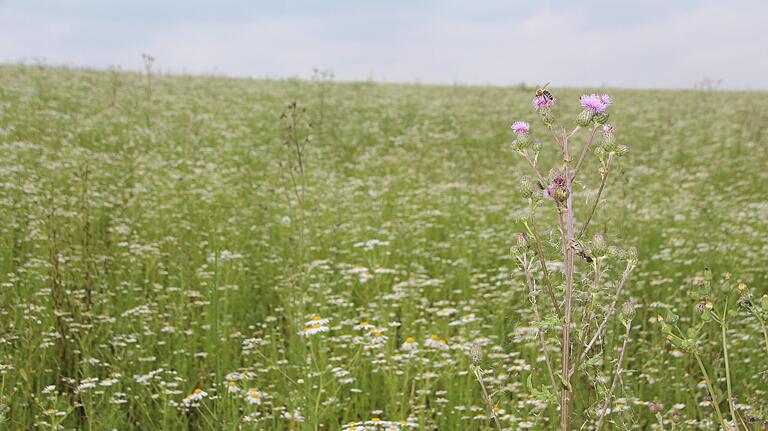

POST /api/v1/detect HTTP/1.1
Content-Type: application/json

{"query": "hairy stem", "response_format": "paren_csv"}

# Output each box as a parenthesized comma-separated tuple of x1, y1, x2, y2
(561, 139, 575, 431)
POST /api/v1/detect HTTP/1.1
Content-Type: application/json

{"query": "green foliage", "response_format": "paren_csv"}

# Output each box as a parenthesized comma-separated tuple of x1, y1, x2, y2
(0, 64, 766, 429)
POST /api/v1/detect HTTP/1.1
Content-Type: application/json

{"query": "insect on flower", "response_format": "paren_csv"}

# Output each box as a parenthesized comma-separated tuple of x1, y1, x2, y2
(533, 82, 555, 110)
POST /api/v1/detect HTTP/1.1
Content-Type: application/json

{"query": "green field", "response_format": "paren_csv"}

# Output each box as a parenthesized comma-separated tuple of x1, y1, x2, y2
(0, 64, 766, 430)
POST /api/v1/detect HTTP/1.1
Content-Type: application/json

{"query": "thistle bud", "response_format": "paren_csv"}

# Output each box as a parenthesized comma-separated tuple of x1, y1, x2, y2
(601, 124, 616, 146)
(594, 144, 607, 162)
(621, 299, 636, 321)
(516, 232, 529, 249)
(591, 233, 607, 257)
(576, 109, 594, 127)
(616, 145, 630, 157)
(519, 176, 534, 199)
(512, 232, 529, 256)
(537, 107, 555, 126)
(593, 112, 609, 125)
(608, 246, 625, 259)
(626, 247, 638, 264)
(543, 173, 568, 204)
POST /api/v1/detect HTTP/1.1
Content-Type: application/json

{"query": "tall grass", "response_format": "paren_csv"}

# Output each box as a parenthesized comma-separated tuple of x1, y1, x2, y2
(0, 64, 766, 429)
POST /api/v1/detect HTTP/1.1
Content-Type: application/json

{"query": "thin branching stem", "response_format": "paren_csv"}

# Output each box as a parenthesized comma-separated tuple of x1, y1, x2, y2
(578, 154, 613, 239)
(529, 203, 562, 318)
(719, 301, 739, 430)
(572, 124, 599, 182)
(595, 319, 632, 431)
(693, 352, 729, 431)
(520, 254, 561, 402)
(472, 366, 502, 431)
(572, 259, 634, 377)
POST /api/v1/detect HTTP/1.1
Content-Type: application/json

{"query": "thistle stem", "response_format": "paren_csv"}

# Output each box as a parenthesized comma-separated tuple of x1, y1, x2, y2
(595, 319, 632, 431)
(472, 366, 502, 431)
(572, 124, 599, 183)
(693, 352, 729, 431)
(530, 204, 562, 318)
(719, 302, 738, 430)
(521, 254, 562, 401)
(572, 260, 634, 378)
(577, 154, 613, 239)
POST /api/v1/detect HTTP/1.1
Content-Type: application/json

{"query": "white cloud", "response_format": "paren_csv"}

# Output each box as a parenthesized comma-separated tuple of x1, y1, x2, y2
(0, 0, 766, 89)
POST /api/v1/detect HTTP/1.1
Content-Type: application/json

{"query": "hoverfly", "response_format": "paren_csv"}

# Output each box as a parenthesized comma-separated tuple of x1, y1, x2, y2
(535, 82, 554, 102)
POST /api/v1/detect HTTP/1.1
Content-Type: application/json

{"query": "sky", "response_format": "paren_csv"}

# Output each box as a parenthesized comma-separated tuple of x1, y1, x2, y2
(1, 0, 767, 90)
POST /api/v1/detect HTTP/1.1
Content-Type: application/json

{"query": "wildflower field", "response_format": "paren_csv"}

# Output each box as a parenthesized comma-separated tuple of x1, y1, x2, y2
(0, 64, 767, 430)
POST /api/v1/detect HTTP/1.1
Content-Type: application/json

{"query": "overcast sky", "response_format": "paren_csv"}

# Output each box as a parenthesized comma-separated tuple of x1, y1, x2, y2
(1, 0, 766, 89)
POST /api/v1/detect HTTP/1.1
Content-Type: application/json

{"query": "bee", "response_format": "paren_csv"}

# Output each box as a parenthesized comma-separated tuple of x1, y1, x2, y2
(535, 82, 554, 102)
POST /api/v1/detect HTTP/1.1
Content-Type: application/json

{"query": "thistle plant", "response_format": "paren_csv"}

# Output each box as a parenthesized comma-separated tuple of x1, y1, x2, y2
(510, 86, 633, 430)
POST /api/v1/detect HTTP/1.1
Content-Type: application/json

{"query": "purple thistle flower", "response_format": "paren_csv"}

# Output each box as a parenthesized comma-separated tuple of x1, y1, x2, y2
(533, 95, 554, 111)
(543, 184, 556, 200)
(580, 93, 611, 114)
(543, 175, 568, 202)
(511, 121, 530, 135)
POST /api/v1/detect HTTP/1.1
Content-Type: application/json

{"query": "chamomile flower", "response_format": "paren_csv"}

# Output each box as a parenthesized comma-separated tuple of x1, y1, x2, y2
(425, 334, 449, 349)
(301, 323, 330, 336)
(401, 336, 418, 351)
(245, 388, 265, 405)
(305, 315, 330, 326)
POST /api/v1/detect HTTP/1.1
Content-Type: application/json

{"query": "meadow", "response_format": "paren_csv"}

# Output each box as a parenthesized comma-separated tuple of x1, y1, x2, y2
(0, 64, 766, 430)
